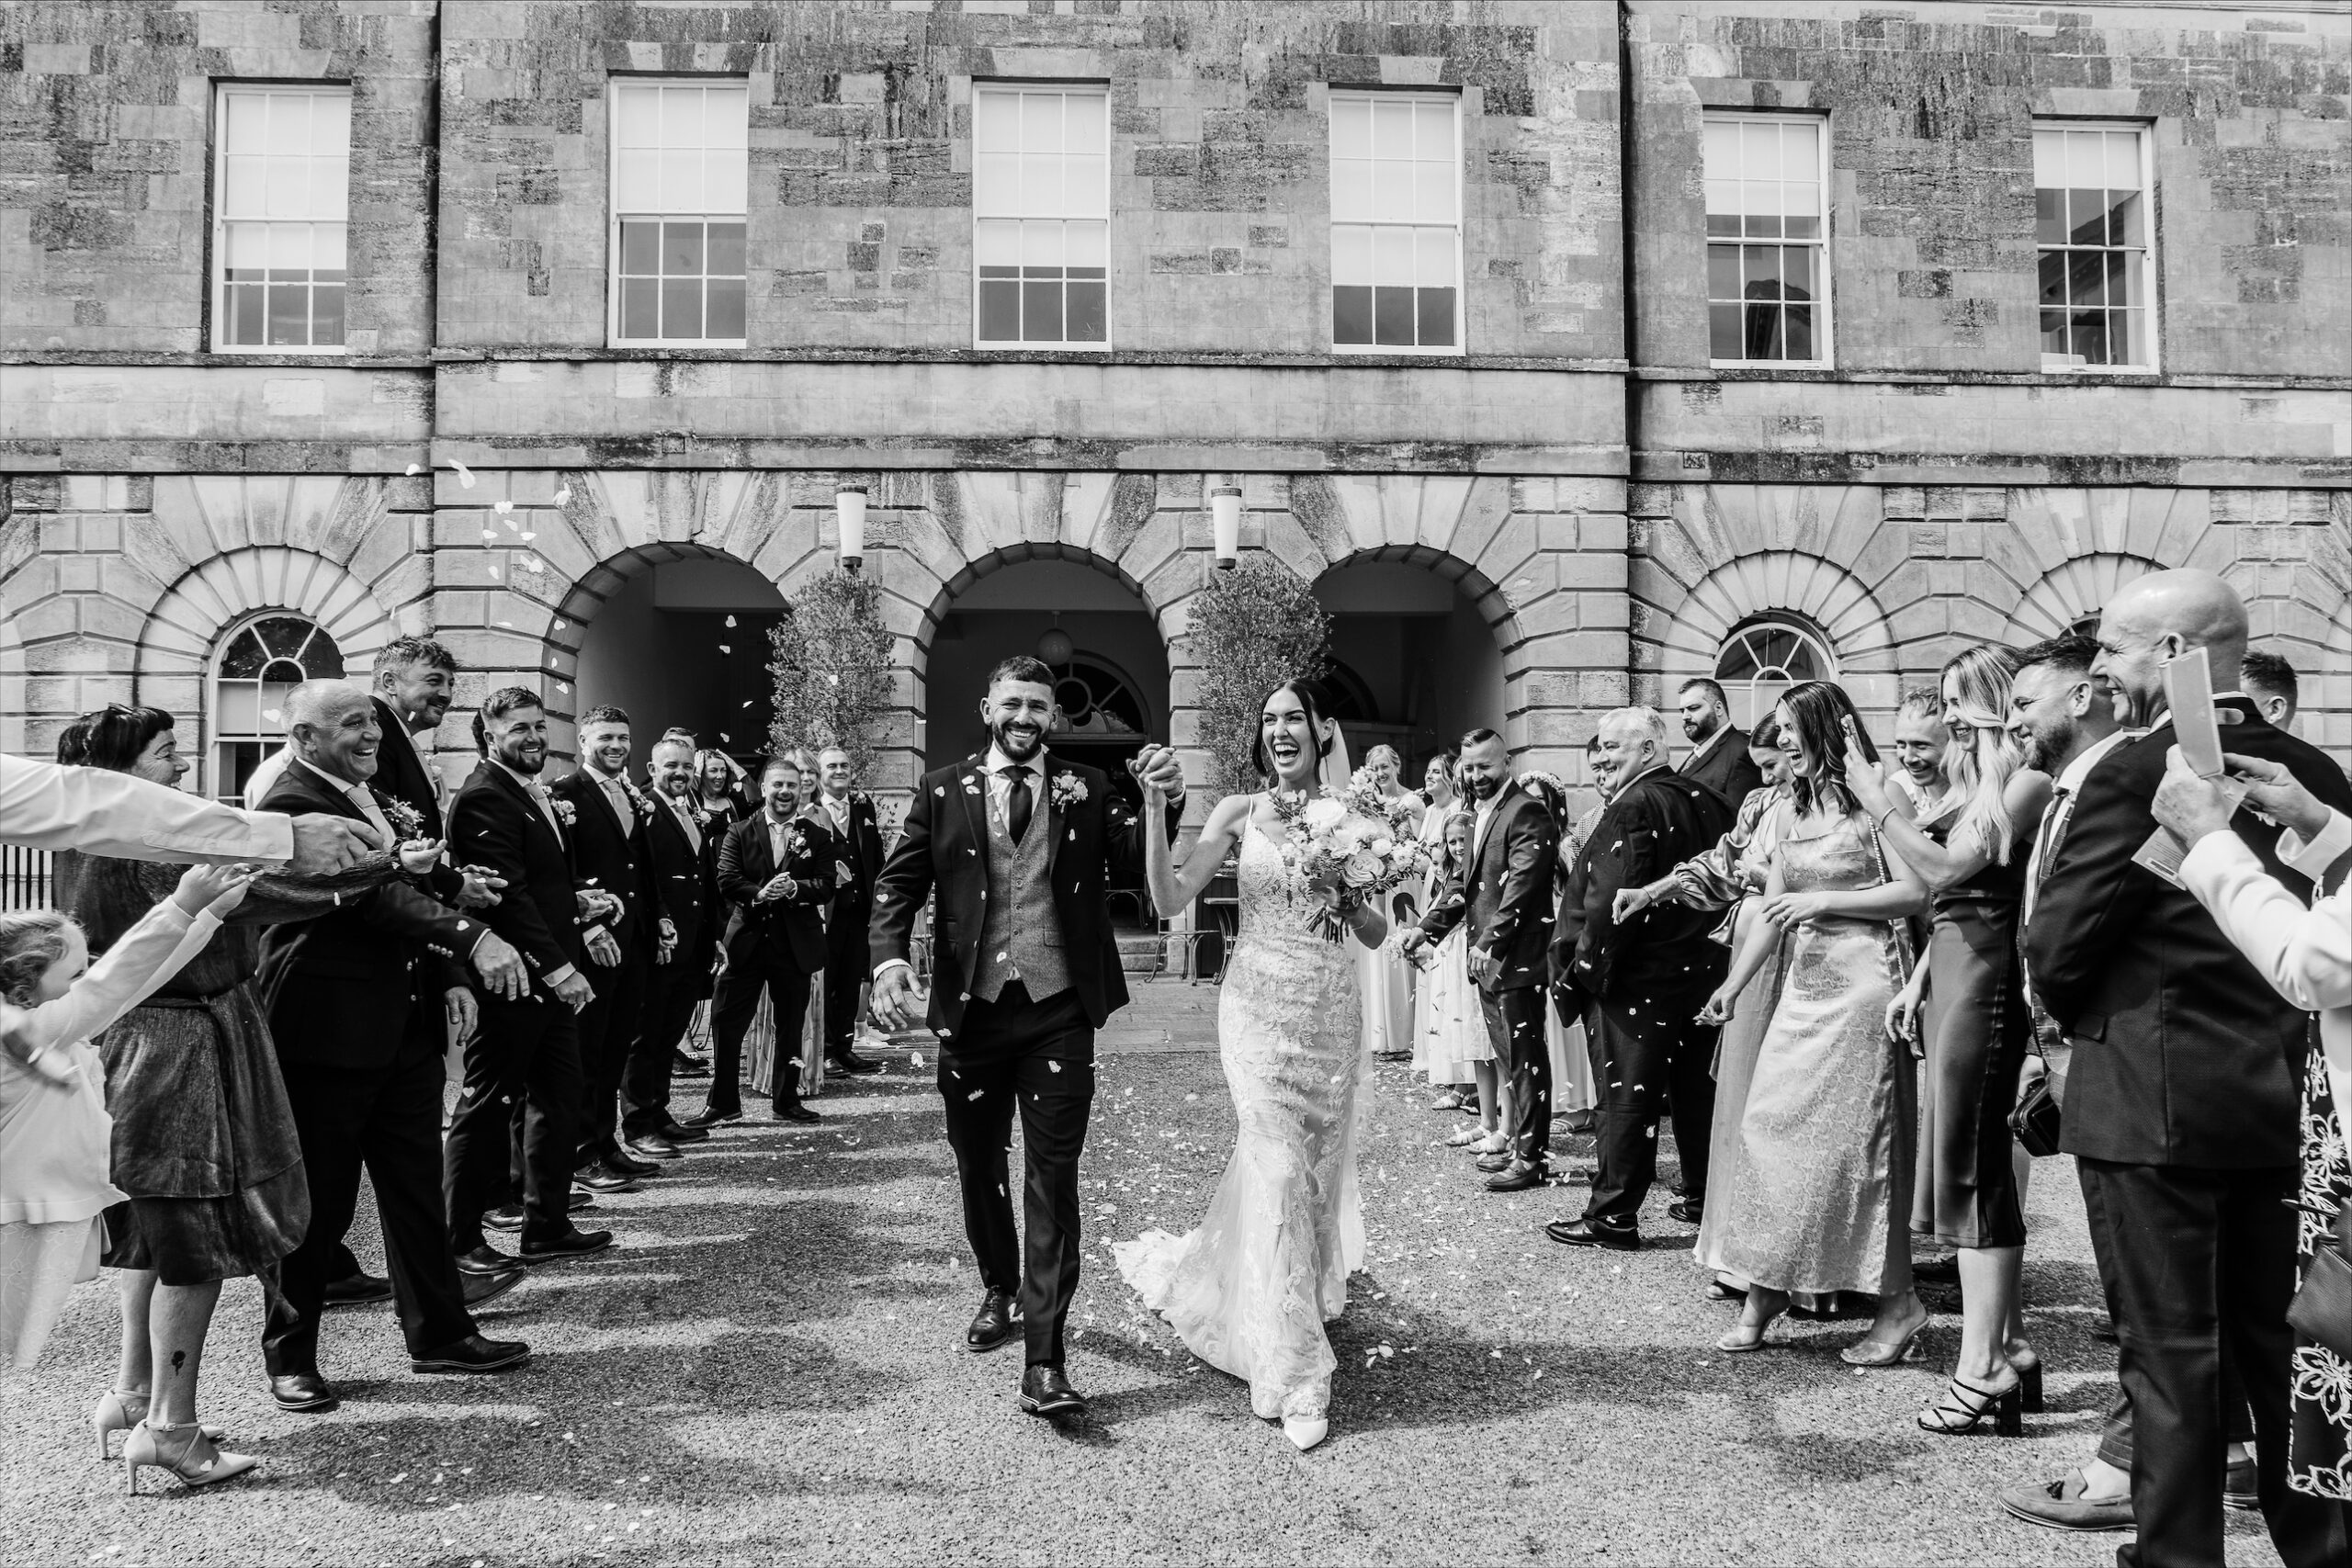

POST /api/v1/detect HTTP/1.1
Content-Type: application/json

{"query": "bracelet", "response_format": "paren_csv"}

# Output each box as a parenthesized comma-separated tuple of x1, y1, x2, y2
(1875, 804, 1901, 829)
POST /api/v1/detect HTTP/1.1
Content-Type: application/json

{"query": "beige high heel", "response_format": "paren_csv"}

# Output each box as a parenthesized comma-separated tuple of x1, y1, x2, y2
(122, 1420, 257, 1495)
(88, 1391, 220, 1461)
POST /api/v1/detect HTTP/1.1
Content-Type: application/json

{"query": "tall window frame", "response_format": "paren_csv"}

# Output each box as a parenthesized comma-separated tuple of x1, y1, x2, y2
(209, 613, 346, 802)
(971, 83, 1112, 351)
(1713, 614, 1838, 730)
(2034, 120, 2157, 374)
(1703, 112, 1833, 369)
(607, 77, 751, 348)
(210, 84, 352, 355)
(1328, 89, 1464, 356)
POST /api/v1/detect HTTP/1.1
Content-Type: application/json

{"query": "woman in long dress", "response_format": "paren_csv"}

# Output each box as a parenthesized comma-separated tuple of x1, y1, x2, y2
(1850, 647, 2052, 1428)
(1114, 681, 1385, 1452)
(1613, 714, 1793, 1301)
(1698, 683, 1929, 1367)
(1410, 755, 1474, 1107)
(1360, 745, 1420, 1061)
(1416, 812, 1500, 1152)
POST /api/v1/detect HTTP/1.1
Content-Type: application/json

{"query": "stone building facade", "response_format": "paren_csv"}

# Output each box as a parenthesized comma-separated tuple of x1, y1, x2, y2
(2, 0, 2345, 817)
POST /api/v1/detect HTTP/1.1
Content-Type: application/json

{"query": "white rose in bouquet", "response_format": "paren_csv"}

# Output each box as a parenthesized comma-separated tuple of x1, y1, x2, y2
(1343, 849, 1384, 886)
(1303, 796, 1347, 829)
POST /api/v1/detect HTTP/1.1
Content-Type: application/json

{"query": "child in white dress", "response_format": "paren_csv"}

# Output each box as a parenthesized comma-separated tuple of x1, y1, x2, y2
(0, 863, 254, 1371)
(1412, 812, 1503, 1153)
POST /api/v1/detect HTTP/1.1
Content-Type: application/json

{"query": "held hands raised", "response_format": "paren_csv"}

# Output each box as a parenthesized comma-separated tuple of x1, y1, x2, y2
(287, 813, 384, 876)
(1127, 744, 1186, 804)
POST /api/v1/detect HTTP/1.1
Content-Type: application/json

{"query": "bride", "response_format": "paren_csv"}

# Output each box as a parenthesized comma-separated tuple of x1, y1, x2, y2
(1114, 681, 1385, 1452)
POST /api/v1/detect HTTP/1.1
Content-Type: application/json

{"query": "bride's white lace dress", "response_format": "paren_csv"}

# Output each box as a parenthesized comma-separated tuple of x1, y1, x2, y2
(1114, 811, 1367, 1421)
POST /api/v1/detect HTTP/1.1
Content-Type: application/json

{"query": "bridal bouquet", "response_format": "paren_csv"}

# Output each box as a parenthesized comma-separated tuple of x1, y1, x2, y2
(1272, 767, 1435, 942)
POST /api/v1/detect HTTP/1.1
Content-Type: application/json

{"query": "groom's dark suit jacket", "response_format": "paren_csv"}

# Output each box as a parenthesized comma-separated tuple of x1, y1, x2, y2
(253, 761, 479, 1070)
(870, 752, 1182, 1037)
(1418, 779, 1560, 994)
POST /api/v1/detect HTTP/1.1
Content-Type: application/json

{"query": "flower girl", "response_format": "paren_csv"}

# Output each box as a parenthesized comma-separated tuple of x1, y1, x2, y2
(1, 863, 258, 1374)
(1411, 811, 1503, 1155)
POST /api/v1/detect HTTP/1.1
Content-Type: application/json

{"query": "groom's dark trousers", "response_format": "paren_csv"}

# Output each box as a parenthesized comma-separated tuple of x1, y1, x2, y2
(937, 981, 1093, 1366)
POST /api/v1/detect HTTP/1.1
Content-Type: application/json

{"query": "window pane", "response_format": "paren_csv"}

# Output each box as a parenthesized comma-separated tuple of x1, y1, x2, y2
(1414, 101, 1453, 160)
(1742, 184, 1781, 238)
(267, 220, 310, 271)
(1066, 277, 1106, 342)
(1707, 244, 1740, 299)
(2035, 186, 2064, 245)
(1710, 301, 1745, 359)
(660, 148, 703, 211)
(620, 277, 659, 339)
(2064, 130, 2105, 187)
(659, 86, 700, 151)
(312, 93, 350, 154)
(224, 154, 265, 215)
(1333, 285, 1374, 344)
(2037, 249, 2067, 307)
(975, 219, 1019, 267)
(1782, 198, 1820, 241)
(707, 149, 747, 213)
(1021, 219, 1061, 268)
(2106, 249, 2137, 308)
(267, 283, 310, 344)
(978, 276, 1020, 341)
(616, 85, 659, 148)
(2108, 188, 2143, 247)
(1332, 224, 1371, 287)
(1744, 300, 1781, 359)
(1742, 243, 1781, 296)
(1705, 180, 1740, 236)
(1021, 92, 1059, 153)
(1372, 163, 1412, 222)
(708, 220, 745, 276)
(1064, 153, 1106, 218)
(1740, 119, 1781, 179)
(705, 276, 744, 339)
(2031, 129, 2064, 186)
(224, 94, 266, 154)
(620, 218, 658, 275)
(311, 156, 347, 220)
(217, 683, 259, 730)
(975, 91, 1018, 153)
(1415, 227, 1456, 288)
(662, 220, 704, 276)
(1021, 154, 1063, 216)
(1781, 245, 1815, 300)
(1331, 159, 1372, 223)
(2040, 308, 2069, 356)
(1372, 226, 1414, 287)
(975, 152, 1018, 215)
(2113, 307, 2143, 365)
(1373, 99, 1412, 160)
(1415, 286, 1454, 347)
(616, 149, 659, 210)
(1022, 277, 1063, 342)
(314, 221, 345, 272)
(1414, 162, 1454, 224)
(228, 283, 266, 344)
(1065, 92, 1106, 152)
(1781, 119, 1819, 175)
(1331, 97, 1371, 159)
(1782, 301, 1812, 360)
(2070, 310, 2109, 365)
(2065, 247, 2104, 307)
(1374, 285, 1414, 345)
(1066, 220, 1106, 268)
(266, 155, 308, 216)
(706, 87, 747, 149)
(2104, 130, 2140, 190)
(661, 276, 701, 339)
(2066, 188, 2106, 246)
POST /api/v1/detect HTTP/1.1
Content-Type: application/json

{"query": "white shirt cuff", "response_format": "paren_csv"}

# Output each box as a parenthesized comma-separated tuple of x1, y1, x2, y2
(2278, 807, 2352, 882)
(872, 958, 912, 983)
(544, 963, 580, 987)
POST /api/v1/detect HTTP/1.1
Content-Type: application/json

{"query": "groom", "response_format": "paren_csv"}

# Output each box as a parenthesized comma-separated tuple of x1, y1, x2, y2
(870, 656, 1184, 1421)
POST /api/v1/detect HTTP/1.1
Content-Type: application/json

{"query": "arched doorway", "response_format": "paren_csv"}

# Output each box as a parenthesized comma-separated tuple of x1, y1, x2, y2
(1313, 556, 1505, 779)
(571, 548, 785, 763)
(922, 554, 1169, 782)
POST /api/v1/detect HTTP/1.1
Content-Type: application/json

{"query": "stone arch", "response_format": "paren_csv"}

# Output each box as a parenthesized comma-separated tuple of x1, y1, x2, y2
(2003, 551, 2165, 644)
(910, 542, 1168, 688)
(136, 546, 405, 796)
(1643, 549, 1898, 688)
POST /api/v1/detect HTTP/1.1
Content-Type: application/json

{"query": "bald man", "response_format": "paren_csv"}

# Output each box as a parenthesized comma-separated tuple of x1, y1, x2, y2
(254, 682, 532, 1408)
(2022, 570, 2350, 1565)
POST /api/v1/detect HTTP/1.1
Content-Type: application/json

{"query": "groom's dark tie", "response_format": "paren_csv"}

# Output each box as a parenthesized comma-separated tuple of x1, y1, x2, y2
(1001, 765, 1034, 844)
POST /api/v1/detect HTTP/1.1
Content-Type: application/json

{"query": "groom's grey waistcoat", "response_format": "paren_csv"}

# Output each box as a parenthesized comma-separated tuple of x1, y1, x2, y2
(973, 792, 1069, 1004)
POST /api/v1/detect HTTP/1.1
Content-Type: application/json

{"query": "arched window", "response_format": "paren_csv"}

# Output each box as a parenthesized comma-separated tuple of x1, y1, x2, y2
(1714, 614, 1838, 728)
(1047, 655, 1148, 738)
(1319, 660, 1379, 727)
(211, 613, 345, 801)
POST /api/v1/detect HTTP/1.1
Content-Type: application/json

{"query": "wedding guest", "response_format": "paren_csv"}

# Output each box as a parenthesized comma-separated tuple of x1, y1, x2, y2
(1516, 767, 1598, 1133)
(1553, 734, 1613, 1137)
(2023, 570, 2350, 1566)
(685, 754, 836, 1127)
(365, 637, 461, 840)
(2241, 649, 2300, 732)
(1546, 707, 1733, 1250)
(813, 747, 885, 1077)
(622, 737, 720, 1160)
(1886, 686, 1949, 819)
(1611, 714, 1793, 1298)
(253, 682, 531, 1415)
(444, 688, 612, 1273)
(2157, 747, 2351, 1542)
(695, 750, 752, 829)
(1362, 745, 1422, 1062)
(3, 865, 250, 1375)
(549, 705, 662, 1191)
(53, 705, 384, 1487)
(1419, 810, 1503, 1155)
(1411, 754, 1476, 1111)
(1404, 729, 1559, 1192)
(1673, 678, 1762, 808)
(1697, 683, 1929, 1364)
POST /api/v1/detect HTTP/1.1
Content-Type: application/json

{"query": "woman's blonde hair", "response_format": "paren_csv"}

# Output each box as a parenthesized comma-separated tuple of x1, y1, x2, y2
(0, 909, 76, 1008)
(1939, 644, 2027, 865)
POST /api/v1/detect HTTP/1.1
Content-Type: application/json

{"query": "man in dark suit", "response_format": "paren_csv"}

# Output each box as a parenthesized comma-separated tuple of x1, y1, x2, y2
(813, 746, 885, 1077)
(1406, 728, 1561, 1193)
(869, 657, 1185, 1420)
(685, 755, 837, 1126)
(1544, 706, 1733, 1250)
(548, 705, 661, 1190)
(622, 735, 719, 1160)
(2027, 570, 2352, 1568)
(254, 682, 532, 1412)
(1674, 678, 1761, 808)
(445, 687, 614, 1272)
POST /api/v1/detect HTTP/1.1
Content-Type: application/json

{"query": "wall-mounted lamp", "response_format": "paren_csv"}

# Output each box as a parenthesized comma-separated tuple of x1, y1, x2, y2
(1210, 484, 1243, 570)
(836, 483, 869, 572)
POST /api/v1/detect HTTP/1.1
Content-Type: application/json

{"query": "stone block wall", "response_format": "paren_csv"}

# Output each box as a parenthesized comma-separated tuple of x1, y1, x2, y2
(1626, 1, 2352, 376)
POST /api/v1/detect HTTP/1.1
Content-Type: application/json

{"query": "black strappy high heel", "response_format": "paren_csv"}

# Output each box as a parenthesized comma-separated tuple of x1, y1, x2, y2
(1917, 1374, 2023, 1437)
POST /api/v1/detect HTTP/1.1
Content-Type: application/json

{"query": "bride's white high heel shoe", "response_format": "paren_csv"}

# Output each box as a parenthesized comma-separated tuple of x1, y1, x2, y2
(1282, 1416, 1329, 1451)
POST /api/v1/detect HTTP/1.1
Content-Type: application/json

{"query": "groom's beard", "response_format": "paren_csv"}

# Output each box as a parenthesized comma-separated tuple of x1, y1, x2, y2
(989, 715, 1046, 762)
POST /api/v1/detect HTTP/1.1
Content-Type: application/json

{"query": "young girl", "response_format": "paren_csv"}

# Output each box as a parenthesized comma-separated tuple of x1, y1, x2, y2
(1, 863, 260, 1378)
(1413, 811, 1504, 1155)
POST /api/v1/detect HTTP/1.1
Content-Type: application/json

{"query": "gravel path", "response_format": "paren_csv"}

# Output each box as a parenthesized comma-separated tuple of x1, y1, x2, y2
(0, 991, 2287, 1567)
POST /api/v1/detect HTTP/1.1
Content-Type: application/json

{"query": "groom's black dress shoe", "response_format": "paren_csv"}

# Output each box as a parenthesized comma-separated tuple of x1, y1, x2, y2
(1020, 1363, 1086, 1420)
(967, 1290, 1021, 1354)
(1485, 1160, 1548, 1192)
(268, 1371, 339, 1413)
(1545, 1215, 1640, 1250)
(1666, 1199, 1703, 1225)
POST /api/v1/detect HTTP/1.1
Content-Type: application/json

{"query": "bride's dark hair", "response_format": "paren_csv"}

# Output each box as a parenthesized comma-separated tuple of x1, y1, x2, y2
(1251, 679, 1336, 780)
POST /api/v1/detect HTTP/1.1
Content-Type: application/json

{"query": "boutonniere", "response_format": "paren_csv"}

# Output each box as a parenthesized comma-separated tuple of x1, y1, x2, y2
(689, 805, 712, 828)
(551, 799, 577, 826)
(1050, 774, 1087, 809)
(379, 795, 426, 842)
(785, 827, 808, 856)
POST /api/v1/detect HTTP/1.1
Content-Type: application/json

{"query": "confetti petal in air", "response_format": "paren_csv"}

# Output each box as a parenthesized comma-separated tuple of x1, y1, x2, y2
(725, 615, 737, 627)
(451, 459, 476, 488)
(552, 485, 571, 506)
(403, 463, 421, 476)
(493, 500, 513, 515)
(717, 645, 729, 654)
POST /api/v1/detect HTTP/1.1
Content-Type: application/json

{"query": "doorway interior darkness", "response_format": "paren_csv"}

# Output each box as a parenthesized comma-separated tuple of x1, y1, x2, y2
(572, 555, 785, 763)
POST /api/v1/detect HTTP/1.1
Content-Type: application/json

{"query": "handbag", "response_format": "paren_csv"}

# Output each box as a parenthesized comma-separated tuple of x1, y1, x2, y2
(2287, 1203, 2352, 1360)
(2009, 1066, 2065, 1158)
